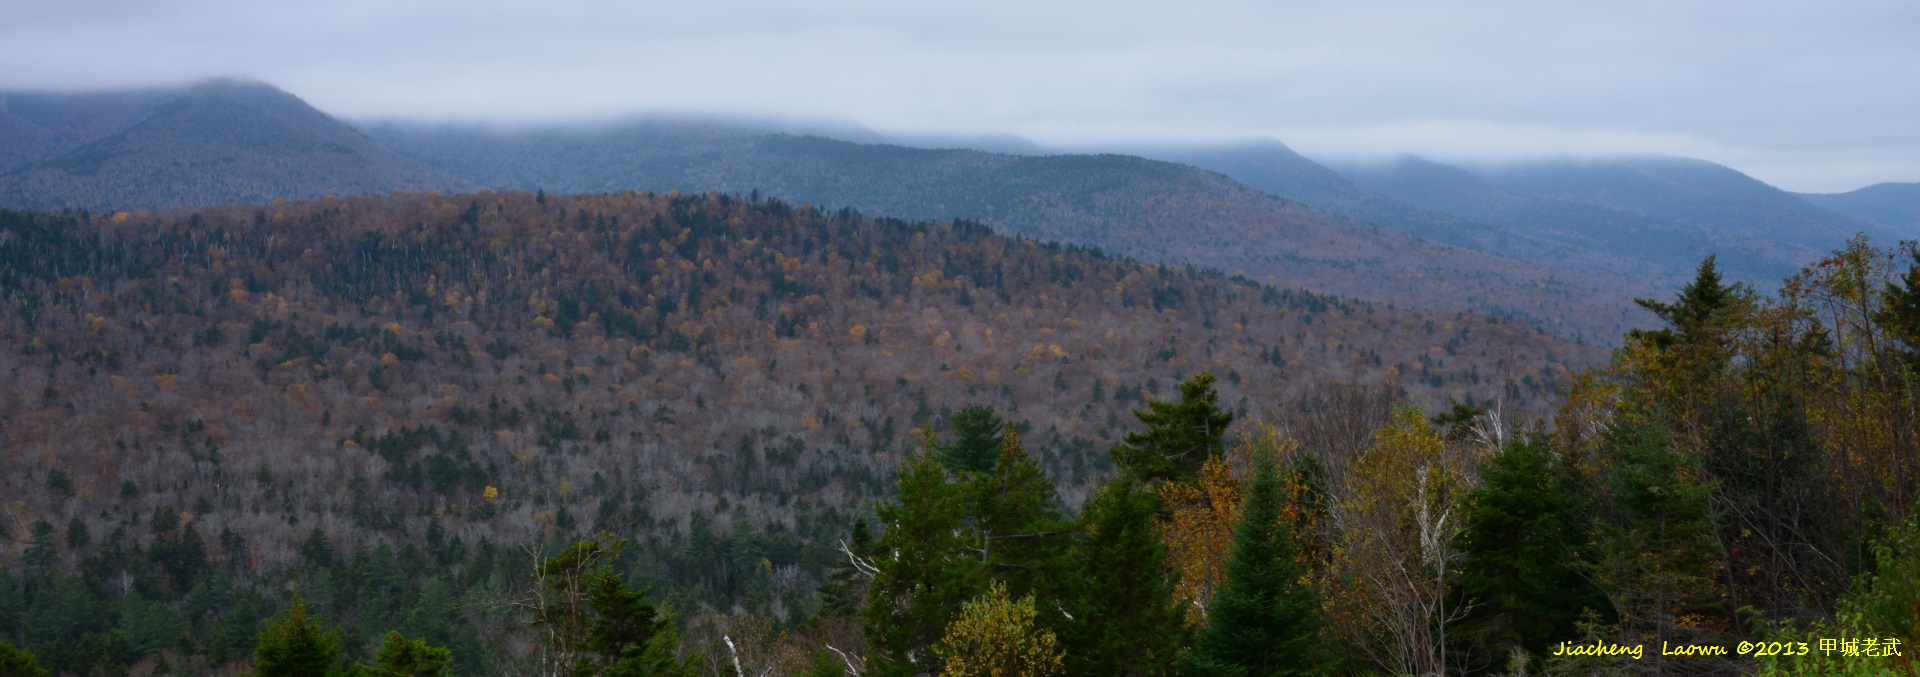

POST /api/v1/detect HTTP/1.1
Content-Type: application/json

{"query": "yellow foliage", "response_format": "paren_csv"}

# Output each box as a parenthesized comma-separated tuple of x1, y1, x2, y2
(934, 581, 1063, 677)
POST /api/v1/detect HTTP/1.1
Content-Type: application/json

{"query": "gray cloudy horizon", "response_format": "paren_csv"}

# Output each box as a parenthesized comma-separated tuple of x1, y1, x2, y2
(2, 0, 1915, 193)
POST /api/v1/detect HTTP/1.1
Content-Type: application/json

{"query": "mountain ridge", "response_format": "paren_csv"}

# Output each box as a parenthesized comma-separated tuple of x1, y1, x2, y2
(0, 80, 469, 210)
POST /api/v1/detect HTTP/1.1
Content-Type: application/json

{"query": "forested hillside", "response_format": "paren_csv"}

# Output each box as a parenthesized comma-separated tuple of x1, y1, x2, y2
(0, 190, 1592, 674)
(370, 123, 1642, 341)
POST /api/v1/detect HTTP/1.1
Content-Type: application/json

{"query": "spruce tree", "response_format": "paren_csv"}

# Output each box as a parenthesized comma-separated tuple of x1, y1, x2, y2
(252, 594, 340, 677)
(939, 403, 1005, 476)
(1596, 424, 1731, 674)
(1111, 372, 1234, 484)
(1451, 438, 1609, 667)
(864, 440, 977, 677)
(346, 632, 451, 676)
(1878, 243, 1920, 358)
(965, 425, 1072, 605)
(1183, 453, 1324, 677)
(1632, 255, 1737, 351)
(818, 517, 874, 619)
(1064, 472, 1187, 676)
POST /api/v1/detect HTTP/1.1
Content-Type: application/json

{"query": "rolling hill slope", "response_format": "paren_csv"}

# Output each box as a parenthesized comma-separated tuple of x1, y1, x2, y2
(369, 122, 1642, 341)
(0, 191, 1595, 615)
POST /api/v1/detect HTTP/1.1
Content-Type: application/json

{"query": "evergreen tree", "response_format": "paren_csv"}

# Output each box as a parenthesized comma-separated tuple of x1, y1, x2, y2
(865, 438, 977, 677)
(298, 528, 335, 569)
(20, 521, 56, 574)
(528, 535, 692, 677)
(818, 517, 874, 619)
(1111, 372, 1234, 484)
(964, 425, 1072, 607)
(1878, 242, 1920, 359)
(1632, 255, 1738, 352)
(1451, 438, 1609, 668)
(251, 594, 340, 677)
(0, 639, 50, 677)
(586, 567, 686, 676)
(939, 403, 1005, 476)
(1183, 453, 1325, 677)
(347, 632, 450, 677)
(1064, 472, 1187, 676)
(1596, 425, 1731, 674)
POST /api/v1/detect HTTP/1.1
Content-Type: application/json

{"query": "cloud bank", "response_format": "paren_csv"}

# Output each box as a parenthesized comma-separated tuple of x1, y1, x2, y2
(2, 0, 1914, 191)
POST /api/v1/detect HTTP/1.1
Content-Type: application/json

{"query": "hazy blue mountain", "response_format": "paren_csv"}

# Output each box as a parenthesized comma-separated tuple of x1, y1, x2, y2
(368, 121, 1640, 340)
(1132, 141, 1508, 246)
(1132, 142, 1699, 294)
(0, 80, 468, 211)
(1329, 155, 1813, 286)
(0, 87, 177, 169)
(1799, 182, 1920, 235)
(1473, 156, 1893, 252)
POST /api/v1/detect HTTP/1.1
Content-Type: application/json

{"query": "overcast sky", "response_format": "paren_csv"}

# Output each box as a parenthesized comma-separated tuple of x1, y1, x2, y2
(3, 0, 1915, 192)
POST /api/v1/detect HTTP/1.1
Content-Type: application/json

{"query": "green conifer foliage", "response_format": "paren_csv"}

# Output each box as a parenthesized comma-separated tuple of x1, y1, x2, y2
(818, 518, 874, 619)
(864, 439, 975, 677)
(1596, 424, 1732, 674)
(252, 594, 341, 677)
(965, 425, 1072, 607)
(1064, 472, 1187, 676)
(1451, 438, 1609, 666)
(348, 631, 451, 677)
(528, 535, 691, 677)
(1183, 454, 1325, 677)
(1111, 372, 1234, 484)
(1632, 255, 1738, 351)
(939, 403, 1005, 476)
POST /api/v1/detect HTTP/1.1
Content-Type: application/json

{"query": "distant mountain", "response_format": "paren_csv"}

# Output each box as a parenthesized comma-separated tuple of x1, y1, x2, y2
(0, 80, 468, 211)
(367, 121, 1641, 341)
(1799, 182, 1920, 235)
(1472, 156, 1893, 253)
(1134, 142, 1696, 296)
(1327, 155, 1814, 287)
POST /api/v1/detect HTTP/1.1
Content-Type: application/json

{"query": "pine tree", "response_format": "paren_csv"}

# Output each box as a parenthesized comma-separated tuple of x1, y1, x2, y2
(1183, 453, 1325, 677)
(1064, 472, 1187, 676)
(1451, 438, 1609, 667)
(252, 594, 340, 677)
(1111, 372, 1234, 484)
(940, 403, 1005, 476)
(864, 440, 977, 677)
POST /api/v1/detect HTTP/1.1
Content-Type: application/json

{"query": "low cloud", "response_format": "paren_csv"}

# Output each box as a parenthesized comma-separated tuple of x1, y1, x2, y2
(2, 0, 1914, 191)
